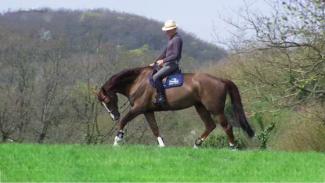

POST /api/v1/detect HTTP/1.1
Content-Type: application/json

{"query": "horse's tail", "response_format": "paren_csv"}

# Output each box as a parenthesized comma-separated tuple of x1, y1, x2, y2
(225, 80, 255, 138)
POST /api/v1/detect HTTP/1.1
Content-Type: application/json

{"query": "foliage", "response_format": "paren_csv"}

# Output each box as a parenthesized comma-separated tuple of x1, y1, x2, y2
(200, 0, 325, 151)
(203, 133, 247, 149)
(202, 134, 229, 148)
(257, 121, 275, 149)
(205, 52, 325, 151)
(234, 0, 325, 103)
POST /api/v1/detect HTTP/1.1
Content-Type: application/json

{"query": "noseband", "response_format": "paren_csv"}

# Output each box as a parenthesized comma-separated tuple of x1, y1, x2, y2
(101, 89, 118, 121)
(101, 101, 113, 114)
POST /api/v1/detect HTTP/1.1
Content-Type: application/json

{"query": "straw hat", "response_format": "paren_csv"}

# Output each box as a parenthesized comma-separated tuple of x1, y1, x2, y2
(162, 20, 177, 31)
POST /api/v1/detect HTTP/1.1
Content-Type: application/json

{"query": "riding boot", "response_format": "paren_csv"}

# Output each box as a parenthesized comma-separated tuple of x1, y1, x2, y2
(155, 90, 166, 105)
(154, 80, 166, 106)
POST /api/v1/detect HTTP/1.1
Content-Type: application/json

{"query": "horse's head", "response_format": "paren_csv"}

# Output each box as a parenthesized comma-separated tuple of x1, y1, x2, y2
(97, 89, 120, 121)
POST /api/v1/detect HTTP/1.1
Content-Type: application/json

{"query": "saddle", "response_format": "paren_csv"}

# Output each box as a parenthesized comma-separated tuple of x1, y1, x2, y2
(149, 67, 184, 89)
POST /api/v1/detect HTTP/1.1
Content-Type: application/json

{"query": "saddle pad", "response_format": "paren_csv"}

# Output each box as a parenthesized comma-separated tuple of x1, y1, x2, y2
(163, 73, 184, 89)
(149, 73, 184, 89)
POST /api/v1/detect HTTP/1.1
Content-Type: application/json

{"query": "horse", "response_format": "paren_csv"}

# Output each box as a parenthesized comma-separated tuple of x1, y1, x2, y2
(97, 66, 254, 148)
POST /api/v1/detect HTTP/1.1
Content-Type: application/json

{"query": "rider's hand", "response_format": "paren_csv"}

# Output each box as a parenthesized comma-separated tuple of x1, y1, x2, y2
(149, 62, 155, 66)
(157, 59, 164, 66)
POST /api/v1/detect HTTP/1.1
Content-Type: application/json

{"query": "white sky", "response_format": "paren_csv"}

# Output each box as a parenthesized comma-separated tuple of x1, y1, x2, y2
(0, 0, 273, 47)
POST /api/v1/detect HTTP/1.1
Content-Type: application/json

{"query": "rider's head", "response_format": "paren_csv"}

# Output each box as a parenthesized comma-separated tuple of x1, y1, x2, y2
(162, 20, 177, 39)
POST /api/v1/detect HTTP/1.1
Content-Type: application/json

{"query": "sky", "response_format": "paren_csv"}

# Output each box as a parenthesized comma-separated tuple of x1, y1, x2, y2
(0, 0, 273, 47)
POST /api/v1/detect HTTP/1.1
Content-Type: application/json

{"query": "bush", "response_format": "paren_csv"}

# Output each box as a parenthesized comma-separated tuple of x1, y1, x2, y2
(203, 132, 247, 149)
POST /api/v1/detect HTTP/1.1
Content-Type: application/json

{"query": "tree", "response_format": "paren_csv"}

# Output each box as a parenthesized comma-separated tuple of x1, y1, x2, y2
(0, 31, 36, 142)
(34, 39, 69, 143)
(228, 0, 325, 104)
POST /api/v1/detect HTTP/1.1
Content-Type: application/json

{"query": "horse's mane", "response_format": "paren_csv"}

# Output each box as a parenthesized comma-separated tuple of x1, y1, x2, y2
(102, 66, 151, 92)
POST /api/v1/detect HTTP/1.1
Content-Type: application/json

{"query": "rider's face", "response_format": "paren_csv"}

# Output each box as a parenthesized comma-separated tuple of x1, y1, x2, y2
(165, 29, 176, 39)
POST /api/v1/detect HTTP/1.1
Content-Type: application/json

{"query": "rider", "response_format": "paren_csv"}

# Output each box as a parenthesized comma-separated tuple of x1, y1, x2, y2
(150, 20, 183, 106)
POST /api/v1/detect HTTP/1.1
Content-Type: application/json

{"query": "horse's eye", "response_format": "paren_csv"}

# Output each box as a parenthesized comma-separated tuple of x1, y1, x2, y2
(104, 97, 110, 103)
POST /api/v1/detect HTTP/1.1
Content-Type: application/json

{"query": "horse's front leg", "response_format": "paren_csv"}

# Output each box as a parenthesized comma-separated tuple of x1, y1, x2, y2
(113, 109, 141, 146)
(144, 112, 165, 147)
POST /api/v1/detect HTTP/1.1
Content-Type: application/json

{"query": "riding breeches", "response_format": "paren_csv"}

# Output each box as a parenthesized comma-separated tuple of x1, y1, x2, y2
(152, 63, 178, 85)
(152, 63, 178, 94)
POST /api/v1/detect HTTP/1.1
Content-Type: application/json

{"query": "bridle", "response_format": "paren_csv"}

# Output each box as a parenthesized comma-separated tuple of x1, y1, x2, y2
(101, 89, 119, 121)
(100, 89, 131, 121)
(101, 101, 117, 120)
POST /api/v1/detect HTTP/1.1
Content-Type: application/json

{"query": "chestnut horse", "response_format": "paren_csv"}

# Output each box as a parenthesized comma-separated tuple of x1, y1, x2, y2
(97, 66, 254, 148)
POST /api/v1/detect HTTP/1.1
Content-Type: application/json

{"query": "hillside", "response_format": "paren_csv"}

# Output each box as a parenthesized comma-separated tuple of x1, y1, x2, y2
(0, 9, 226, 63)
(0, 9, 226, 145)
(1, 144, 325, 182)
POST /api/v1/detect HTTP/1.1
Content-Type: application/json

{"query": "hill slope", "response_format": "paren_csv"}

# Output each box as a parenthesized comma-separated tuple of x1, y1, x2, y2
(0, 9, 226, 63)
(1, 144, 324, 182)
(0, 9, 226, 145)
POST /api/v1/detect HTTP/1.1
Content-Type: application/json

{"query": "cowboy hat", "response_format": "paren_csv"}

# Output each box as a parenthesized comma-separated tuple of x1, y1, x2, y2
(162, 20, 177, 31)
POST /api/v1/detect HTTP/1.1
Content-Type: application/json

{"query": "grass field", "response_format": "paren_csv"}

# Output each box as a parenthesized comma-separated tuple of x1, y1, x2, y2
(0, 144, 324, 182)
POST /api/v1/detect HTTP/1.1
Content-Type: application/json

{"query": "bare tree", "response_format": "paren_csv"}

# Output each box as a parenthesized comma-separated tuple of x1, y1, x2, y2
(34, 40, 69, 143)
(0, 37, 35, 142)
(221, 0, 325, 104)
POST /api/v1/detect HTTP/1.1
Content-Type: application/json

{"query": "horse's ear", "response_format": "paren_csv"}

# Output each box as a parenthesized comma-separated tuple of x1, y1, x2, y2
(95, 90, 103, 102)
(92, 90, 99, 96)
(91, 86, 99, 96)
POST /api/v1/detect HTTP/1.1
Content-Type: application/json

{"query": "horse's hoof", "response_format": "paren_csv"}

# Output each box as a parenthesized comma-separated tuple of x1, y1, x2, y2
(113, 143, 119, 147)
(113, 141, 121, 147)
(193, 138, 203, 149)
(229, 144, 239, 151)
(157, 137, 165, 147)
(230, 147, 238, 151)
(113, 136, 123, 146)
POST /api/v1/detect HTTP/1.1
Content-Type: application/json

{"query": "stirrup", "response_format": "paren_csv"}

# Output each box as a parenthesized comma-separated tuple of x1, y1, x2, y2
(153, 94, 166, 106)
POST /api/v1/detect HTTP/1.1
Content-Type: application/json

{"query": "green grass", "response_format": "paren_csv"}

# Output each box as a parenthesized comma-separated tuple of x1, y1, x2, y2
(0, 144, 325, 182)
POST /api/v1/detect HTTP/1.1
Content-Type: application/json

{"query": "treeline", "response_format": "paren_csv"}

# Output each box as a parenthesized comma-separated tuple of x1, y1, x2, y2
(0, 9, 226, 62)
(0, 9, 225, 144)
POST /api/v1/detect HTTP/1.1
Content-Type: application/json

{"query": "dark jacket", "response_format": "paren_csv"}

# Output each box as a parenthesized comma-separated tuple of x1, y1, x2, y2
(156, 33, 183, 64)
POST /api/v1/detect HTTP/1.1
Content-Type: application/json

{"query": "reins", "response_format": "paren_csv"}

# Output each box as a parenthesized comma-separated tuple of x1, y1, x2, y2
(119, 99, 130, 114)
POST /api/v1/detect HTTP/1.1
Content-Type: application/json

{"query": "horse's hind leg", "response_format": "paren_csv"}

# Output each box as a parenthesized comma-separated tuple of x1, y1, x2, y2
(218, 112, 236, 147)
(194, 103, 216, 148)
(144, 112, 165, 147)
